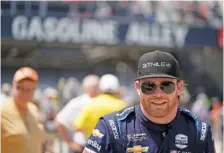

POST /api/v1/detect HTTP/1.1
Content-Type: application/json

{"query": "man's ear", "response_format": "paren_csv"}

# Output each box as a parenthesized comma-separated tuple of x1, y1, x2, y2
(135, 81, 141, 96)
(177, 80, 184, 96)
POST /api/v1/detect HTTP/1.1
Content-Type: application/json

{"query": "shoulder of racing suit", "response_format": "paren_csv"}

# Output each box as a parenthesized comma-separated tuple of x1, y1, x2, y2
(179, 107, 211, 151)
(179, 107, 210, 137)
(102, 106, 210, 140)
(102, 106, 135, 139)
(103, 105, 135, 121)
(101, 106, 211, 152)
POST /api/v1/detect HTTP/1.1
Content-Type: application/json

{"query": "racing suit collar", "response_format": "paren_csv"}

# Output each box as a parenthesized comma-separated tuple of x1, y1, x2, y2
(136, 105, 181, 132)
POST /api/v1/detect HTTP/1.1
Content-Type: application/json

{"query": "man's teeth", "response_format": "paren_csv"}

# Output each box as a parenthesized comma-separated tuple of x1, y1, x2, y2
(152, 102, 166, 105)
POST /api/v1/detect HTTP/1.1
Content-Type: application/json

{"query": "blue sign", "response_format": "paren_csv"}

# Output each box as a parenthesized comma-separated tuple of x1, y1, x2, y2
(1, 15, 218, 48)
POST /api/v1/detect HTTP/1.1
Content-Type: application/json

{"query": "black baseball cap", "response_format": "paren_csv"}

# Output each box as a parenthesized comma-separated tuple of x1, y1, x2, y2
(136, 50, 180, 80)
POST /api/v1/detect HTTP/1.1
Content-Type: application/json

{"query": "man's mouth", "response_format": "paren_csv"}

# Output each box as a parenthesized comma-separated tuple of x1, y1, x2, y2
(151, 102, 166, 105)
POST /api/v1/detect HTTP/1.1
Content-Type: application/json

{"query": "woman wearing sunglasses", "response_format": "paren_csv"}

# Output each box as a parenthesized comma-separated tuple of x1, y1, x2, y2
(82, 50, 216, 153)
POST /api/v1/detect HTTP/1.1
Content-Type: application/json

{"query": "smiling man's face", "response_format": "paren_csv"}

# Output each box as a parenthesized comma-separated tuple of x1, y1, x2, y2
(137, 77, 183, 118)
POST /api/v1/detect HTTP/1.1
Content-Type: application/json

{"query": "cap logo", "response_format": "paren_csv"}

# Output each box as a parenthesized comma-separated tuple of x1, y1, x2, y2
(142, 62, 171, 69)
(23, 68, 33, 76)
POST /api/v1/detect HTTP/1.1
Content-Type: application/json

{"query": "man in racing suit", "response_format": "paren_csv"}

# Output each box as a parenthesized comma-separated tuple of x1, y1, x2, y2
(82, 50, 216, 153)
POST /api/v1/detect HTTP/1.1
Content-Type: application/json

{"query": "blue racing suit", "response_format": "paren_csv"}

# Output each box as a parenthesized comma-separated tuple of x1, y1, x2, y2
(84, 105, 215, 153)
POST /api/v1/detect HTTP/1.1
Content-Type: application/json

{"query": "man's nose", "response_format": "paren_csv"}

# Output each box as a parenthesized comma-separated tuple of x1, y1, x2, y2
(153, 86, 165, 98)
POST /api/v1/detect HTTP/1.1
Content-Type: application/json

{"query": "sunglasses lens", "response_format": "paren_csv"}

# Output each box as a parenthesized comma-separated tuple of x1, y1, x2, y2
(16, 85, 34, 93)
(141, 82, 156, 95)
(160, 81, 175, 94)
(16, 85, 21, 91)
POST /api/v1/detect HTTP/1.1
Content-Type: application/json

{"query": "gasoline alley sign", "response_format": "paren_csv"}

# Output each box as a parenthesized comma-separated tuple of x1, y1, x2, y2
(10, 15, 189, 48)
(1, 15, 218, 48)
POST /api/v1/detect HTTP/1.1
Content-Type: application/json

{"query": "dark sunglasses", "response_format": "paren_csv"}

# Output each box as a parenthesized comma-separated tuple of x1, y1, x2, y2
(141, 81, 176, 95)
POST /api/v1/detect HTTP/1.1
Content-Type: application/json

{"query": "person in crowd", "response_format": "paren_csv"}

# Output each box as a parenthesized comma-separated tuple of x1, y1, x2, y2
(74, 74, 127, 140)
(191, 92, 210, 121)
(1, 83, 11, 106)
(55, 75, 100, 153)
(1, 67, 44, 153)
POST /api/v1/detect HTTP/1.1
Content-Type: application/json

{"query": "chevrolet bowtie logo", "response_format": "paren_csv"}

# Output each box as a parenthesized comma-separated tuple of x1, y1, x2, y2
(127, 145, 149, 153)
(92, 129, 104, 138)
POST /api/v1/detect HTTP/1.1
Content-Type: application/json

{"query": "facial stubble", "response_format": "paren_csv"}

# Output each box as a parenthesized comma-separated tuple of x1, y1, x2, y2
(141, 96, 179, 118)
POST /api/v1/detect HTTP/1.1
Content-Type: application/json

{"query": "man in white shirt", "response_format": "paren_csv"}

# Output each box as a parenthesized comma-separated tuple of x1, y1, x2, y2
(0, 83, 11, 106)
(1, 93, 10, 106)
(55, 74, 100, 153)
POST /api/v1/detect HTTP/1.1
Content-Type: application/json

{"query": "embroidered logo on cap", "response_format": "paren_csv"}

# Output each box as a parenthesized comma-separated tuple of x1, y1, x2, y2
(142, 62, 171, 69)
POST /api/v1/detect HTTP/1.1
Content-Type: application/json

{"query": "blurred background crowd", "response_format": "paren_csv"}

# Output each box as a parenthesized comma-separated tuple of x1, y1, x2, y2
(1, 0, 223, 153)
(2, 1, 223, 27)
(1, 75, 223, 152)
(67, 1, 223, 27)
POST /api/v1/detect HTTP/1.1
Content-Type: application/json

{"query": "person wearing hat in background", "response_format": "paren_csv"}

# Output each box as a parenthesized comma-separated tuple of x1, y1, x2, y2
(1, 67, 44, 153)
(74, 74, 127, 143)
(82, 50, 215, 153)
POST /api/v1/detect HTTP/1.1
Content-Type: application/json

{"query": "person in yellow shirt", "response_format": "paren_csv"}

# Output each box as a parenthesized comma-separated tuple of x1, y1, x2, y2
(1, 67, 44, 153)
(74, 74, 127, 139)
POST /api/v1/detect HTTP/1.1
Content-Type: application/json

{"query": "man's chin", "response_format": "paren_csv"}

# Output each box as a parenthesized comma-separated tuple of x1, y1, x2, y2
(152, 114, 167, 118)
(148, 110, 168, 118)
